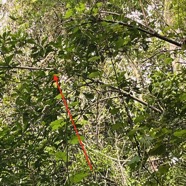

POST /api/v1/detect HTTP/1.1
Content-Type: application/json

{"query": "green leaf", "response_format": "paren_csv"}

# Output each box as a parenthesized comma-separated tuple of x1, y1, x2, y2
(115, 37, 124, 48)
(44, 146, 56, 155)
(109, 108, 119, 115)
(0, 126, 9, 139)
(128, 156, 140, 165)
(88, 71, 101, 78)
(134, 115, 146, 123)
(96, 2, 103, 7)
(148, 84, 153, 93)
(70, 172, 89, 184)
(92, 8, 98, 15)
(173, 130, 186, 137)
(111, 123, 125, 131)
(179, 93, 186, 102)
(55, 94, 62, 100)
(50, 119, 65, 130)
(68, 135, 85, 145)
(69, 101, 79, 107)
(83, 115, 88, 120)
(164, 57, 173, 64)
(123, 36, 131, 45)
(79, 119, 89, 125)
(9, 15, 17, 21)
(76, 3, 85, 13)
(128, 127, 144, 137)
(158, 164, 170, 174)
(65, 9, 73, 18)
(5, 54, 14, 64)
(55, 151, 67, 162)
(84, 93, 94, 99)
(88, 56, 100, 62)
(26, 38, 36, 44)
(181, 42, 186, 50)
(149, 144, 166, 155)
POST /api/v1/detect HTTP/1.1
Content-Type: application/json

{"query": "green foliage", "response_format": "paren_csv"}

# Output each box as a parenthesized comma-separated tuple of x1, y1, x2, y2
(0, 0, 185, 185)
(69, 171, 89, 184)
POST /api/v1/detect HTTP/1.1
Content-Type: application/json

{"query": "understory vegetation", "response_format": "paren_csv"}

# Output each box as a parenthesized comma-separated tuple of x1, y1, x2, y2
(0, 0, 186, 185)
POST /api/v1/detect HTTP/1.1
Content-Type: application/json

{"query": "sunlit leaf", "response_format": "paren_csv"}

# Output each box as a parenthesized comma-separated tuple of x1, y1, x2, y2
(70, 172, 89, 183)
(55, 94, 61, 100)
(68, 135, 85, 145)
(50, 119, 66, 130)
(65, 9, 73, 18)
(174, 130, 186, 137)
(5, 54, 14, 64)
(55, 151, 67, 162)
(88, 71, 101, 78)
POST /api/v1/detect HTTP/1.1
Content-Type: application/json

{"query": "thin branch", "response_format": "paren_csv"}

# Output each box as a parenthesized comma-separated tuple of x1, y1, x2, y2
(88, 78, 163, 113)
(63, 17, 181, 47)
(61, 14, 182, 47)
(97, 18, 182, 47)
(100, 10, 121, 16)
(115, 88, 162, 113)
(138, 0, 148, 26)
(114, 133, 128, 185)
(142, 48, 182, 63)
(0, 66, 55, 71)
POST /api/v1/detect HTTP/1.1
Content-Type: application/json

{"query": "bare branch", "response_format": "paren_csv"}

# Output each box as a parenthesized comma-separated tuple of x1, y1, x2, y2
(0, 66, 55, 71)
(97, 18, 182, 47)
(88, 78, 163, 113)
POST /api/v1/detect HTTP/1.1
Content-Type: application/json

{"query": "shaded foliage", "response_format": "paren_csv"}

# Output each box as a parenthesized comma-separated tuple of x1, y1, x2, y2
(0, 0, 186, 185)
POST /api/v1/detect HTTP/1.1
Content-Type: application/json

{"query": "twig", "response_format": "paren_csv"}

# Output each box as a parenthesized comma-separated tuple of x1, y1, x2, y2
(100, 10, 121, 16)
(0, 66, 55, 71)
(88, 78, 163, 113)
(138, 0, 148, 26)
(142, 48, 182, 63)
